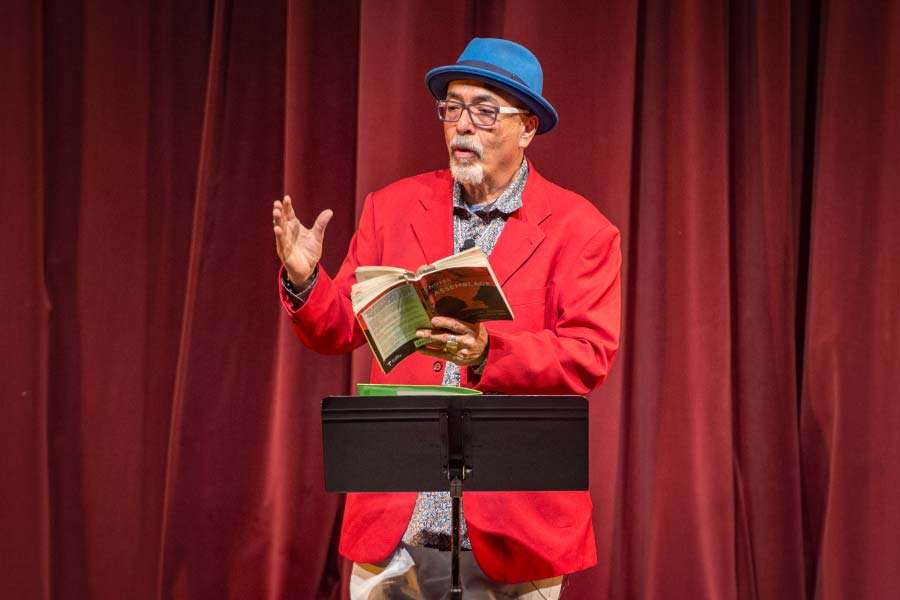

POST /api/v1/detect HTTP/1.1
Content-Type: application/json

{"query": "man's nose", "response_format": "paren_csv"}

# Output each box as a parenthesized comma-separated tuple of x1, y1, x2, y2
(455, 107, 476, 133)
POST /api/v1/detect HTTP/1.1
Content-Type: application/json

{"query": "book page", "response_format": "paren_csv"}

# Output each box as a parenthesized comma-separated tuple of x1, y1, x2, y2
(352, 273, 411, 312)
(358, 283, 432, 368)
(355, 265, 414, 283)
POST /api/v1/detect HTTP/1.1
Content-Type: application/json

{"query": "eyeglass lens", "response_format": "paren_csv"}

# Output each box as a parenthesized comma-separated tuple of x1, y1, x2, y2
(438, 101, 499, 126)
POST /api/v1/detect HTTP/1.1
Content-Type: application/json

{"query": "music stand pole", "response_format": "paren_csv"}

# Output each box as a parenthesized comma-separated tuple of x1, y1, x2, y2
(450, 476, 463, 599)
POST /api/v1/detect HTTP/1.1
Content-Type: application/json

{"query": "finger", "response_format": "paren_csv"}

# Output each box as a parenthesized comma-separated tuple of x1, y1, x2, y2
(272, 209, 283, 238)
(272, 209, 294, 253)
(416, 332, 469, 351)
(417, 347, 455, 359)
(273, 199, 294, 230)
(416, 328, 455, 342)
(272, 196, 285, 219)
(313, 209, 334, 238)
(282, 195, 296, 221)
(417, 326, 466, 335)
(416, 336, 448, 352)
(272, 205, 288, 229)
(429, 316, 472, 334)
(417, 346, 475, 366)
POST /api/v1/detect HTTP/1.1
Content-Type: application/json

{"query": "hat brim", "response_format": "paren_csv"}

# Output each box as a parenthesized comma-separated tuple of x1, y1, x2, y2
(425, 65, 558, 135)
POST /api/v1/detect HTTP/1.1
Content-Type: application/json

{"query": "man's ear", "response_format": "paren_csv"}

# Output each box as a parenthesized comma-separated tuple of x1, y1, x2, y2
(519, 114, 538, 148)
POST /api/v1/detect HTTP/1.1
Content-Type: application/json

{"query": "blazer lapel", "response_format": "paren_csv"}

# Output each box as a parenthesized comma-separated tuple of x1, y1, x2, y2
(489, 163, 551, 285)
(410, 175, 455, 265)
(489, 217, 546, 285)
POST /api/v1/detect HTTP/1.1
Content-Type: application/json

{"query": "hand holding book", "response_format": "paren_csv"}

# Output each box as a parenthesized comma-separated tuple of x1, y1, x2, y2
(415, 315, 489, 369)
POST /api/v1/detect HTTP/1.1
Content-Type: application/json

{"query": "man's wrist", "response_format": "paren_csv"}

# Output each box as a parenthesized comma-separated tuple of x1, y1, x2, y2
(472, 337, 489, 374)
(285, 267, 314, 288)
(281, 265, 318, 303)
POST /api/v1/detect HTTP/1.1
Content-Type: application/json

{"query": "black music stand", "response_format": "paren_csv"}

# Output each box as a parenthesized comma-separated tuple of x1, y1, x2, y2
(321, 395, 589, 600)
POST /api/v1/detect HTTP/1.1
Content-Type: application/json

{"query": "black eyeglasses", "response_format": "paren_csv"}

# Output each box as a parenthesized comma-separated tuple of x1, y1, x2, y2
(436, 99, 531, 127)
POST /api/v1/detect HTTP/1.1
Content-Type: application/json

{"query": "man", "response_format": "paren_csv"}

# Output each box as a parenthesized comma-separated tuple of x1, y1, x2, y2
(272, 38, 620, 599)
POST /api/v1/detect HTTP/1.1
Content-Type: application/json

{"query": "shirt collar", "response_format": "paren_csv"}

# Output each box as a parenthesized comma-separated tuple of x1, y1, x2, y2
(452, 158, 528, 217)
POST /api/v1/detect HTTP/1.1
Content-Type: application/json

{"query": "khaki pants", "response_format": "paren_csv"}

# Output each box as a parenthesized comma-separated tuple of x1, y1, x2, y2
(350, 544, 564, 600)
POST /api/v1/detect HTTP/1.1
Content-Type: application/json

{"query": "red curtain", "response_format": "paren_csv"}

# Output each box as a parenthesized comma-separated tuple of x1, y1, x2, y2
(2, 1, 897, 599)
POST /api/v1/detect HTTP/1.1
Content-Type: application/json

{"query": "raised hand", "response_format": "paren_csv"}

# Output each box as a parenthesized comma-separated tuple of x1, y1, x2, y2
(272, 195, 333, 285)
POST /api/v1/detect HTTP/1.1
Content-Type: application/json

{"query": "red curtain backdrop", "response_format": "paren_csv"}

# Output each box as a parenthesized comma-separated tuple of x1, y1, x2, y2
(2, 1, 897, 599)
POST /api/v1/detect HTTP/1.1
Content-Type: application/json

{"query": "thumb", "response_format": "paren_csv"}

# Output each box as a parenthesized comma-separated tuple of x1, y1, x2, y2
(313, 209, 334, 239)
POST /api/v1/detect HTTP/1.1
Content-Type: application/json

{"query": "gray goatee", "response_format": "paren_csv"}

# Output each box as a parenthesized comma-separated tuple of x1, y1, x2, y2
(448, 135, 485, 185)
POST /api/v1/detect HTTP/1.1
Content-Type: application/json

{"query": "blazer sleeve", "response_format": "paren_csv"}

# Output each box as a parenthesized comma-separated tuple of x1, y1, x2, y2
(465, 223, 621, 395)
(278, 192, 382, 355)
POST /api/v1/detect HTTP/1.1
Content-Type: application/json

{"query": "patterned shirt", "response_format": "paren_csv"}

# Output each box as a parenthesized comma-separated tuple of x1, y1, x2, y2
(402, 159, 528, 550)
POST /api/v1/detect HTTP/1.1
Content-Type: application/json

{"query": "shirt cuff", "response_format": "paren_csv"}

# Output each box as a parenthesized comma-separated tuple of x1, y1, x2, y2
(281, 266, 318, 306)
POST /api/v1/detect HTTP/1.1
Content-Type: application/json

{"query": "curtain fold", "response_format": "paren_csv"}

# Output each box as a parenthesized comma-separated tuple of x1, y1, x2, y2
(274, 0, 363, 597)
(494, 2, 642, 597)
(1, 1, 50, 598)
(1, 1, 897, 598)
(800, 2, 900, 598)
(157, 1, 292, 598)
(728, 1, 806, 598)
(612, 1, 738, 597)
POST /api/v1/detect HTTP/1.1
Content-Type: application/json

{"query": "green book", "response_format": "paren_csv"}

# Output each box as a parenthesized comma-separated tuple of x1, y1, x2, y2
(356, 383, 482, 396)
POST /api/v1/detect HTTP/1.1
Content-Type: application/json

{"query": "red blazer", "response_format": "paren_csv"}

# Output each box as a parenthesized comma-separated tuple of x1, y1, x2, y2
(281, 162, 621, 583)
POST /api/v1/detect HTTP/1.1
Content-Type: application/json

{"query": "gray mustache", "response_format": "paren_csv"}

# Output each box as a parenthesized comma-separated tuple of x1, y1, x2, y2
(450, 136, 484, 159)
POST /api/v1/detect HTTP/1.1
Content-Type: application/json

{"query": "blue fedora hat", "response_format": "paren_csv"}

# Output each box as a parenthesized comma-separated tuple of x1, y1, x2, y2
(425, 38, 558, 135)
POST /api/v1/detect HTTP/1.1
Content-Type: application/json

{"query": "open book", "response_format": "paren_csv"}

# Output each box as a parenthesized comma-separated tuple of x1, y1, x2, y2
(351, 247, 514, 373)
